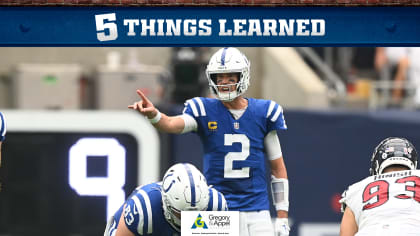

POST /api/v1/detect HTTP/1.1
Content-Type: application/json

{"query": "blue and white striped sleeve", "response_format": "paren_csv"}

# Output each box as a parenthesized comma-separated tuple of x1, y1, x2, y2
(181, 97, 207, 133)
(265, 101, 287, 132)
(0, 112, 6, 142)
(207, 188, 228, 211)
(182, 97, 207, 119)
(124, 190, 153, 236)
(104, 214, 118, 236)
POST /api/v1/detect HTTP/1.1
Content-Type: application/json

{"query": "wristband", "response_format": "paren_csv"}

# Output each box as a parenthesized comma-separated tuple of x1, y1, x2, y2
(148, 110, 161, 124)
(271, 176, 289, 212)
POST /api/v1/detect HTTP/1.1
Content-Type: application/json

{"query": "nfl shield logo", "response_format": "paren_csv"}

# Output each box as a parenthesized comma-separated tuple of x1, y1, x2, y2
(234, 122, 239, 129)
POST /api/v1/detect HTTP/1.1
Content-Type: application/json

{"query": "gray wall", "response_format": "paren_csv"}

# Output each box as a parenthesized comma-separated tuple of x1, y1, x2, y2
(0, 48, 172, 108)
(0, 48, 171, 74)
(0, 47, 328, 109)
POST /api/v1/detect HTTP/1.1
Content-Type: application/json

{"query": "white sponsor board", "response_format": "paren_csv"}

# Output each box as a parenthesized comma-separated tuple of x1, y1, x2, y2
(299, 223, 340, 236)
(181, 211, 239, 236)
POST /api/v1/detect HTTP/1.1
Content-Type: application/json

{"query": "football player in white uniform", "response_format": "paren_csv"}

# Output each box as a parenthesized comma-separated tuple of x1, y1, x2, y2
(340, 137, 420, 236)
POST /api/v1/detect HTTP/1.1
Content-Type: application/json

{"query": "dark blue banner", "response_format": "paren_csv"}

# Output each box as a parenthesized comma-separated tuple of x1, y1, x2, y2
(0, 7, 419, 46)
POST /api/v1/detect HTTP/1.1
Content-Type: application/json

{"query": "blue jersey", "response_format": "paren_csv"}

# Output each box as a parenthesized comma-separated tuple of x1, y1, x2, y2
(0, 112, 6, 142)
(105, 183, 228, 236)
(183, 97, 287, 211)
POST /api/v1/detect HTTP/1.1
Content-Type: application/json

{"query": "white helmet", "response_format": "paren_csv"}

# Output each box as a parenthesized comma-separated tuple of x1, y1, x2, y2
(161, 163, 210, 231)
(206, 47, 250, 101)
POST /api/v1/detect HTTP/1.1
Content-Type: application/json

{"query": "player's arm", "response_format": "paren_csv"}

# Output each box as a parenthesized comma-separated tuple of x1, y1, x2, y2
(208, 187, 229, 211)
(128, 90, 187, 134)
(115, 204, 136, 236)
(266, 131, 288, 216)
(0, 112, 6, 168)
(266, 130, 290, 235)
(339, 207, 358, 236)
(270, 157, 288, 218)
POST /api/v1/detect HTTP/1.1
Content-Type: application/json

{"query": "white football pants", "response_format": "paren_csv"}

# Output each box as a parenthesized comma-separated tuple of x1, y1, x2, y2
(239, 210, 274, 236)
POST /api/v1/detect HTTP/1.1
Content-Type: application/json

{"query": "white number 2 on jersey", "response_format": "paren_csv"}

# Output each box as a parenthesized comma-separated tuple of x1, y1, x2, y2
(224, 134, 250, 178)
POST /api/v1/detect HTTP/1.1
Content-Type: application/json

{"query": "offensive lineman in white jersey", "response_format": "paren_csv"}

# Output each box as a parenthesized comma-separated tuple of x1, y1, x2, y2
(340, 137, 420, 236)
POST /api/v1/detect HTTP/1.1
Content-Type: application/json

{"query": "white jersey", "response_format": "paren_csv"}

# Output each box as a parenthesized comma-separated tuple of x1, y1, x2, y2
(341, 169, 420, 236)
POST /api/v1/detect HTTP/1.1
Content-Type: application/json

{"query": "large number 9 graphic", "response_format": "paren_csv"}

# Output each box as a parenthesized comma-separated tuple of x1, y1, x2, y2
(69, 138, 126, 221)
(224, 134, 250, 178)
(362, 180, 389, 210)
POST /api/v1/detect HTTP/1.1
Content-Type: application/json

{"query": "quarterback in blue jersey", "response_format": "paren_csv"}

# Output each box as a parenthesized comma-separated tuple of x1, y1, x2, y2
(104, 163, 228, 236)
(0, 111, 6, 168)
(129, 47, 290, 236)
